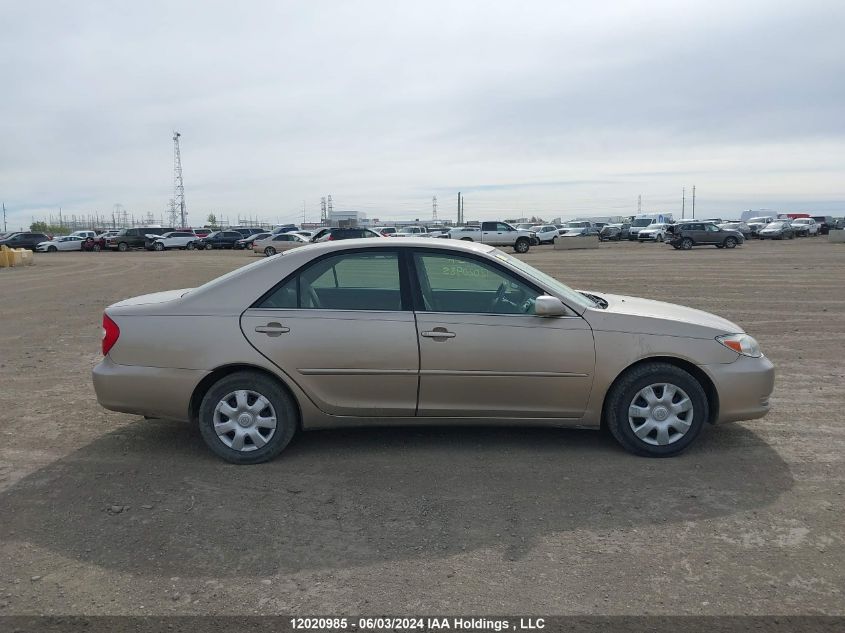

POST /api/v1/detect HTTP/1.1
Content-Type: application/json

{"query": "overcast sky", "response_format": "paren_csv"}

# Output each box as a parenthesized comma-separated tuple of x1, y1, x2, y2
(1, 0, 844, 229)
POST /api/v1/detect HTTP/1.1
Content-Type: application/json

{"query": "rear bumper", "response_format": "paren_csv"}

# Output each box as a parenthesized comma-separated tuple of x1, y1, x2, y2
(93, 356, 209, 422)
(703, 355, 775, 423)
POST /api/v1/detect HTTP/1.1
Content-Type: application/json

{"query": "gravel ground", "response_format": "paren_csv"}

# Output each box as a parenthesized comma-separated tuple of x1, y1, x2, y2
(0, 238, 843, 615)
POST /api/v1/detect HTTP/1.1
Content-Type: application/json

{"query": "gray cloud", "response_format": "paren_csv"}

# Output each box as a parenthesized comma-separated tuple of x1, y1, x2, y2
(1, 0, 844, 229)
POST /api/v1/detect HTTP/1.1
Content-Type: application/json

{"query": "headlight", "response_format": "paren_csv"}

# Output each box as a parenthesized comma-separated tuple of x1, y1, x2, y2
(716, 334, 762, 357)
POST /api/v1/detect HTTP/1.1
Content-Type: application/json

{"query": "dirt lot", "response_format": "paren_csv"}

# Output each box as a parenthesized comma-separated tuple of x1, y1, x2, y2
(0, 238, 843, 615)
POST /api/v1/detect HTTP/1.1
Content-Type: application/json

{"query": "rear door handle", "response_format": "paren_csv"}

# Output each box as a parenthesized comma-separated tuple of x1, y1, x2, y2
(254, 322, 290, 337)
(421, 329, 456, 339)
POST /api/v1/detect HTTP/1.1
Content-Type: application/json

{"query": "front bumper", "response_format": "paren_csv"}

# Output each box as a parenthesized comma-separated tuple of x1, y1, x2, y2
(702, 354, 775, 423)
(93, 356, 209, 422)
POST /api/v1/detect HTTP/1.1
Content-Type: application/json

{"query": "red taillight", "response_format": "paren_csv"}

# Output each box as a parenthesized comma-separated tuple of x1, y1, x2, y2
(102, 313, 120, 356)
(327, 235, 335, 241)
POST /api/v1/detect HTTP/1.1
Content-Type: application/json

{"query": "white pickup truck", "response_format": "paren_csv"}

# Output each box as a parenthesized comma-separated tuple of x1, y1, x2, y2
(447, 221, 535, 253)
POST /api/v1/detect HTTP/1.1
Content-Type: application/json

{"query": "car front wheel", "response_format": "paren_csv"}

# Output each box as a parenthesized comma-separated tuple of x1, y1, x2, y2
(198, 371, 298, 464)
(724, 237, 738, 248)
(605, 362, 707, 457)
(514, 237, 530, 253)
(117, 242, 128, 252)
(680, 238, 693, 250)
(205, 243, 214, 250)
(264, 246, 277, 256)
(154, 242, 165, 251)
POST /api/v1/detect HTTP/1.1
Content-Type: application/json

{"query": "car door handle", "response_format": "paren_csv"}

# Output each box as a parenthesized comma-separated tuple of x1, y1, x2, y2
(421, 329, 456, 339)
(254, 323, 290, 336)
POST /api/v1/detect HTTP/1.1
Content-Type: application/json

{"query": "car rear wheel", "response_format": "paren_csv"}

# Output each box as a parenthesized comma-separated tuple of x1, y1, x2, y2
(605, 362, 707, 457)
(514, 237, 530, 253)
(117, 242, 128, 252)
(264, 246, 277, 256)
(198, 371, 298, 464)
(724, 237, 738, 248)
(680, 238, 693, 250)
(186, 242, 196, 250)
(153, 242, 165, 251)
(205, 243, 214, 250)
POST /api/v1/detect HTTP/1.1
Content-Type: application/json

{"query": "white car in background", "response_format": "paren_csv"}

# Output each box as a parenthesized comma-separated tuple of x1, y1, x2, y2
(253, 232, 310, 256)
(530, 225, 561, 244)
(69, 230, 97, 240)
(147, 231, 201, 251)
(637, 223, 672, 242)
(35, 235, 86, 252)
(790, 218, 819, 236)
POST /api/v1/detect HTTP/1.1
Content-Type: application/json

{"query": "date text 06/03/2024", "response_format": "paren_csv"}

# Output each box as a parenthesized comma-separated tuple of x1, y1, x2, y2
(290, 617, 546, 631)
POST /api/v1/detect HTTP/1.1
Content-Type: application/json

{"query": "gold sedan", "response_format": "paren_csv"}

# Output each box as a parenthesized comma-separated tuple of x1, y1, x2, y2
(93, 239, 774, 464)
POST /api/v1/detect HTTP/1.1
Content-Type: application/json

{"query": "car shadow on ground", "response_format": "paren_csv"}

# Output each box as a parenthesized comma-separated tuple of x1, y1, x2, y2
(0, 420, 792, 577)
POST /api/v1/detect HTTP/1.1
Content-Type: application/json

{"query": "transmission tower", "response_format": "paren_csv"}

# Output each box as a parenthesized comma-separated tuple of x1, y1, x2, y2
(173, 132, 187, 228)
(320, 197, 327, 222)
(327, 195, 333, 217)
(432, 196, 438, 221)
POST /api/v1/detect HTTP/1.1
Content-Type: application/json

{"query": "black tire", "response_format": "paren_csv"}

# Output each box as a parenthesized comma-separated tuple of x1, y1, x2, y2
(48, 245, 57, 252)
(715, 244, 724, 249)
(205, 243, 214, 250)
(117, 242, 128, 252)
(264, 246, 276, 256)
(604, 362, 708, 457)
(92, 244, 101, 252)
(154, 242, 165, 251)
(680, 238, 693, 250)
(672, 244, 681, 250)
(198, 371, 298, 464)
(724, 237, 738, 249)
(514, 237, 530, 253)
(187, 242, 196, 250)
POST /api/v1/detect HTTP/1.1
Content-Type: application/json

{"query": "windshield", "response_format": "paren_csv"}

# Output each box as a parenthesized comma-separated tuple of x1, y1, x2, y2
(632, 219, 653, 227)
(766, 222, 785, 228)
(492, 250, 596, 310)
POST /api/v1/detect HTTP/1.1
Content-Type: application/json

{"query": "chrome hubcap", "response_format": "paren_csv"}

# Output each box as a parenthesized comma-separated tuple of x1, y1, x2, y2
(628, 383, 693, 446)
(213, 390, 277, 452)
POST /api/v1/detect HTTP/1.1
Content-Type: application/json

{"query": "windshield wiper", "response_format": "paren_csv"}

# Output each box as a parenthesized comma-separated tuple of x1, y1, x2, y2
(580, 292, 608, 309)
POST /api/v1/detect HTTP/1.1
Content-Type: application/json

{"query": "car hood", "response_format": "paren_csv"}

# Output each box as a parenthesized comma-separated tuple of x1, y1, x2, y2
(583, 292, 742, 339)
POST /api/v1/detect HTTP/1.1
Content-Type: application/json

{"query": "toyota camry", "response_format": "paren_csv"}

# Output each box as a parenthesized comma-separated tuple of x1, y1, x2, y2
(93, 239, 774, 463)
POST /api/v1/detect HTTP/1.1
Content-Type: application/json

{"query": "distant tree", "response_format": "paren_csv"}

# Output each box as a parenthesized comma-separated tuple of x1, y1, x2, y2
(30, 221, 69, 235)
(206, 213, 218, 228)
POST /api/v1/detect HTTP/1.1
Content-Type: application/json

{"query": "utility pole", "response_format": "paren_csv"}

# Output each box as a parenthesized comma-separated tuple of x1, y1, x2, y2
(2, 202, 6, 233)
(682, 188, 685, 219)
(327, 195, 333, 218)
(320, 197, 327, 223)
(302, 201, 307, 225)
(691, 185, 696, 218)
(173, 132, 187, 228)
(432, 196, 438, 221)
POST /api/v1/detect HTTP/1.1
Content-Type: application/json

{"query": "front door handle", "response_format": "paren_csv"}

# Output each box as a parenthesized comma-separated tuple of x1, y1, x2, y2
(421, 329, 456, 339)
(254, 322, 290, 337)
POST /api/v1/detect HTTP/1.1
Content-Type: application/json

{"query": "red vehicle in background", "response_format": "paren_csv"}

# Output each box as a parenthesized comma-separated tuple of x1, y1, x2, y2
(81, 230, 121, 252)
(778, 213, 810, 220)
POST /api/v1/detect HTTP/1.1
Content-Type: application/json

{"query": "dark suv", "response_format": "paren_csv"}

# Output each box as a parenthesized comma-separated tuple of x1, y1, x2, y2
(667, 222, 744, 250)
(193, 230, 244, 250)
(0, 232, 50, 250)
(811, 216, 834, 235)
(107, 227, 175, 251)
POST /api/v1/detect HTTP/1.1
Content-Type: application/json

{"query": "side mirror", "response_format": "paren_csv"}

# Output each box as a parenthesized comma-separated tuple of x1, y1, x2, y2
(535, 295, 568, 317)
